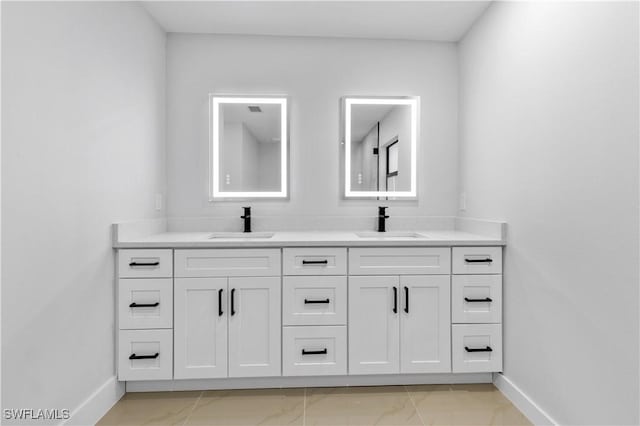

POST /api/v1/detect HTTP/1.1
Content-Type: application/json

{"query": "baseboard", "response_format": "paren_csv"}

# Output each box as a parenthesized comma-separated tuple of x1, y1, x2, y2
(493, 373, 557, 426)
(63, 376, 125, 425)
(126, 372, 492, 392)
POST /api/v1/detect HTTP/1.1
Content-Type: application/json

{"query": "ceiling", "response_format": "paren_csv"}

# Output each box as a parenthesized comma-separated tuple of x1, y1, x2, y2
(141, 1, 492, 42)
(351, 104, 394, 142)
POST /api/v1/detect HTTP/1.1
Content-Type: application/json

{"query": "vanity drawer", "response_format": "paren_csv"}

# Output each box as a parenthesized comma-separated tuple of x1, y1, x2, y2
(174, 249, 281, 277)
(283, 276, 347, 326)
(349, 248, 451, 275)
(118, 249, 173, 278)
(118, 279, 173, 330)
(283, 248, 347, 276)
(118, 329, 173, 381)
(452, 275, 502, 324)
(452, 324, 502, 373)
(282, 326, 347, 376)
(452, 247, 502, 274)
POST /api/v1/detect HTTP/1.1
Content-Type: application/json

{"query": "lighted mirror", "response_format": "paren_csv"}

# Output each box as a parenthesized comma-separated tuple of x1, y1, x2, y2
(210, 96, 288, 199)
(344, 97, 418, 198)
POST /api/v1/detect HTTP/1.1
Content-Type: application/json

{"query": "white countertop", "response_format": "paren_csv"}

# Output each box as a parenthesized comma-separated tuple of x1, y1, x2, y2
(113, 230, 505, 248)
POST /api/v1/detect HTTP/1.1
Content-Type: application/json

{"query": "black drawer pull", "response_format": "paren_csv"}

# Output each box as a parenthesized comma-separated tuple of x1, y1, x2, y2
(302, 260, 329, 265)
(129, 261, 160, 267)
(464, 258, 493, 263)
(302, 349, 327, 355)
(218, 289, 224, 316)
(465, 346, 493, 353)
(129, 353, 159, 360)
(392, 286, 398, 314)
(304, 298, 330, 304)
(404, 286, 409, 314)
(464, 297, 493, 303)
(230, 288, 236, 316)
(129, 302, 159, 308)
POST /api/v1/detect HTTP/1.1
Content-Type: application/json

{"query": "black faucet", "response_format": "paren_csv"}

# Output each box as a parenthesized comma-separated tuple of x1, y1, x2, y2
(241, 207, 251, 233)
(378, 206, 389, 232)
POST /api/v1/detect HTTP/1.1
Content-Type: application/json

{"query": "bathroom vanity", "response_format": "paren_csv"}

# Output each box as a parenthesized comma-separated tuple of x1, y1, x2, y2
(114, 225, 505, 391)
(110, 92, 508, 392)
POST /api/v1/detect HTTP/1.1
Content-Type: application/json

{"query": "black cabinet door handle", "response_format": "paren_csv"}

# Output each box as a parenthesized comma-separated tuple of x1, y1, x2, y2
(302, 260, 329, 265)
(129, 353, 159, 360)
(129, 261, 160, 267)
(464, 297, 493, 303)
(464, 258, 493, 263)
(392, 286, 398, 314)
(218, 289, 224, 316)
(304, 298, 330, 304)
(129, 302, 159, 308)
(465, 346, 493, 353)
(230, 288, 236, 316)
(302, 349, 327, 355)
(404, 286, 409, 313)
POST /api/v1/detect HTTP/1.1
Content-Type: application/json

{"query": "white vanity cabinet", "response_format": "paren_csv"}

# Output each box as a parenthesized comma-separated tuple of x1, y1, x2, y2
(281, 248, 348, 377)
(348, 248, 451, 375)
(116, 249, 174, 381)
(116, 242, 504, 387)
(173, 249, 282, 379)
(451, 247, 503, 373)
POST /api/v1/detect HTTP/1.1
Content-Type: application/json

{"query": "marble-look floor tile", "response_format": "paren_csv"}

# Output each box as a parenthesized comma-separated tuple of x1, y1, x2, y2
(417, 406, 532, 426)
(305, 386, 422, 425)
(98, 384, 532, 426)
(185, 388, 304, 425)
(96, 391, 201, 426)
(407, 384, 532, 426)
(404, 384, 454, 410)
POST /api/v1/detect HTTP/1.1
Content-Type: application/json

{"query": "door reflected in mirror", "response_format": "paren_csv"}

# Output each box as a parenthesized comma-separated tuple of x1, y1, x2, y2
(344, 97, 418, 198)
(211, 96, 288, 199)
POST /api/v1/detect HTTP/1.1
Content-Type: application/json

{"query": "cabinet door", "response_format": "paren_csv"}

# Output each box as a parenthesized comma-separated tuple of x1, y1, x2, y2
(348, 276, 400, 375)
(228, 277, 281, 377)
(174, 278, 228, 379)
(400, 275, 451, 373)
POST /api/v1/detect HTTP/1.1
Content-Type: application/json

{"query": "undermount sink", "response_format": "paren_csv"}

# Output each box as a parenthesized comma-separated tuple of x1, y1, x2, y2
(355, 231, 428, 239)
(208, 232, 274, 239)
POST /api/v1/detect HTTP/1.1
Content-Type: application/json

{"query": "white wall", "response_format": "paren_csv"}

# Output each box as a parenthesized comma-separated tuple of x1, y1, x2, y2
(378, 106, 411, 192)
(221, 122, 244, 191)
(352, 124, 378, 191)
(459, 2, 639, 424)
(1, 2, 166, 424)
(257, 141, 280, 191)
(241, 124, 260, 191)
(167, 34, 458, 223)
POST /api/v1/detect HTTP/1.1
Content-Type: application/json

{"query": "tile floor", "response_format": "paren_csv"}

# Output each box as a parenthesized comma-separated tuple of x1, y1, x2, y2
(97, 384, 531, 426)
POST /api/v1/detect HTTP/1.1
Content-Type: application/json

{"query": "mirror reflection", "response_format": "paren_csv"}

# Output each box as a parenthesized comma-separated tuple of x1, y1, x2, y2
(345, 98, 418, 198)
(211, 97, 287, 199)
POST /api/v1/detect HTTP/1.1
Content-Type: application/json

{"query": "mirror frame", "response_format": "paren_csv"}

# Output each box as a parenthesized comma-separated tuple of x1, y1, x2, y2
(343, 96, 419, 199)
(209, 95, 289, 200)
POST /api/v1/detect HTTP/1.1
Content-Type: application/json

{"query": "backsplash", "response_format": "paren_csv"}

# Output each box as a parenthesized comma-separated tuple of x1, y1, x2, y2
(166, 215, 456, 232)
